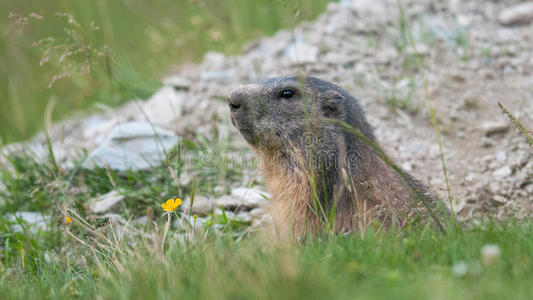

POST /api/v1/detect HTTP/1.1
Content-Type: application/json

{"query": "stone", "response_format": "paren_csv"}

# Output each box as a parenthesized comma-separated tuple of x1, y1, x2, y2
(481, 244, 500, 267)
(214, 187, 270, 211)
(488, 181, 506, 196)
(249, 207, 265, 218)
(89, 190, 125, 214)
(526, 184, 533, 195)
(234, 211, 252, 222)
(134, 216, 149, 226)
(200, 70, 237, 82)
(81, 117, 118, 150)
(7, 212, 50, 232)
(282, 39, 319, 65)
(479, 121, 510, 136)
(452, 261, 468, 277)
(98, 214, 141, 238)
(350, 0, 389, 20)
(480, 137, 494, 148)
(498, 2, 533, 25)
(509, 151, 530, 168)
(97, 213, 127, 225)
(496, 151, 507, 163)
(493, 166, 512, 178)
(199, 52, 237, 82)
(181, 195, 213, 216)
(83, 121, 179, 171)
(138, 86, 185, 128)
(401, 162, 413, 172)
(465, 172, 477, 182)
(162, 76, 192, 90)
(0, 143, 49, 167)
(178, 172, 194, 187)
(492, 195, 507, 205)
(202, 52, 226, 68)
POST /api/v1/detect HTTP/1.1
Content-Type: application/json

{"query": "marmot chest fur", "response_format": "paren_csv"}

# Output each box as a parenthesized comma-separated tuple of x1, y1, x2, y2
(228, 76, 445, 238)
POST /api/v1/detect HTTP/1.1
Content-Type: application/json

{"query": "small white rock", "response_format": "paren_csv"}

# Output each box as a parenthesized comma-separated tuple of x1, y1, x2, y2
(140, 86, 185, 127)
(162, 76, 192, 90)
(496, 151, 507, 163)
(465, 172, 477, 182)
(481, 244, 500, 266)
(452, 261, 468, 277)
(249, 207, 265, 218)
(134, 216, 149, 226)
(493, 166, 512, 178)
(182, 195, 214, 216)
(492, 195, 507, 205)
(98, 213, 128, 225)
(7, 212, 50, 232)
(215, 187, 270, 211)
(479, 120, 510, 136)
(89, 190, 125, 214)
(401, 162, 413, 172)
(525, 184, 533, 195)
(282, 39, 319, 65)
(83, 121, 179, 171)
(498, 2, 533, 25)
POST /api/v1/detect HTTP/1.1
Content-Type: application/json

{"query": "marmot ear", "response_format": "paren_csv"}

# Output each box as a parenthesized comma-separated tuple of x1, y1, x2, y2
(320, 90, 344, 115)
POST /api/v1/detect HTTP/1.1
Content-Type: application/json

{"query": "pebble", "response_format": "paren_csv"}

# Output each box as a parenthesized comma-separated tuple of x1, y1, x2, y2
(89, 190, 125, 214)
(492, 195, 507, 205)
(481, 244, 501, 266)
(83, 122, 179, 171)
(493, 166, 512, 178)
(452, 261, 468, 277)
(182, 195, 213, 216)
(479, 121, 510, 136)
(6, 212, 50, 232)
(214, 187, 270, 211)
(282, 39, 319, 65)
(498, 2, 533, 25)
(162, 75, 192, 90)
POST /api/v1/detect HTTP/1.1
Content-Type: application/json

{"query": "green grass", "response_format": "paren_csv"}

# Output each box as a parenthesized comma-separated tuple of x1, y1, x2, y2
(1, 146, 533, 300)
(2, 218, 533, 300)
(0, 0, 330, 144)
(0, 131, 250, 217)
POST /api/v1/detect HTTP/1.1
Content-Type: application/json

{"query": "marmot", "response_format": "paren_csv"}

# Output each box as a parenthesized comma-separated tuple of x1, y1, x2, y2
(228, 76, 447, 238)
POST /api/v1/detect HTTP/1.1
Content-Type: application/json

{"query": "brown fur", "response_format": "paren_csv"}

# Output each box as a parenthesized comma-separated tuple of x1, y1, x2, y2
(257, 146, 425, 239)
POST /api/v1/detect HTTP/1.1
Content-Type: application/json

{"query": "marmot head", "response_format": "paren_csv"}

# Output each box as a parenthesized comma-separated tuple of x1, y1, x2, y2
(228, 76, 375, 157)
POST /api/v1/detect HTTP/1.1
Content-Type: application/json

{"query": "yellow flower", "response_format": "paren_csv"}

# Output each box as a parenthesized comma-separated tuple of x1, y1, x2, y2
(193, 214, 198, 221)
(161, 198, 182, 212)
(66, 216, 72, 224)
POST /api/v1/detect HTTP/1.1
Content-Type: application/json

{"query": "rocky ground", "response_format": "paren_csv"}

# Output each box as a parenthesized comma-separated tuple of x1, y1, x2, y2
(1, 0, 532, 224)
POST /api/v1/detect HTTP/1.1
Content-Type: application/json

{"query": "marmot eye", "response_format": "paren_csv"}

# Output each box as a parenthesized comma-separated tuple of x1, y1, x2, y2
(280, 89, 295, 99)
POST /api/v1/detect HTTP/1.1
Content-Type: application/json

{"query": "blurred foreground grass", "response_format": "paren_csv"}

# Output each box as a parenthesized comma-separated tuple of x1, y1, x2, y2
(0, 0, 330, 144)
(2, 218, 533, 300)
(1, 86, 532, 300)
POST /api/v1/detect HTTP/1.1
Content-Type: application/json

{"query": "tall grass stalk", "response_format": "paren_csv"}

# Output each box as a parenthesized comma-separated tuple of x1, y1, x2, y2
(326, 118, 447, 232)
(498, 102, 533, 149)
(397, 1, 454, 213)
(43, 98, 59, 177)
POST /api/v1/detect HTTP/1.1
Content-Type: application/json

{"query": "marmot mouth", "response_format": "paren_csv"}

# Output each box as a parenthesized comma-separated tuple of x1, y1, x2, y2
(237, 127, 258, 145)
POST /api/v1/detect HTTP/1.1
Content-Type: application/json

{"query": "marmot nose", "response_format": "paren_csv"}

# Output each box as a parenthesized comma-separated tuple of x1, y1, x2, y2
(227, 87, 247, 111)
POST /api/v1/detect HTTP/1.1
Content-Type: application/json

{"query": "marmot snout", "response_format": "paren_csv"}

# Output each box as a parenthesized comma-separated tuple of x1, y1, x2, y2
(228, 76, 445, 238)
